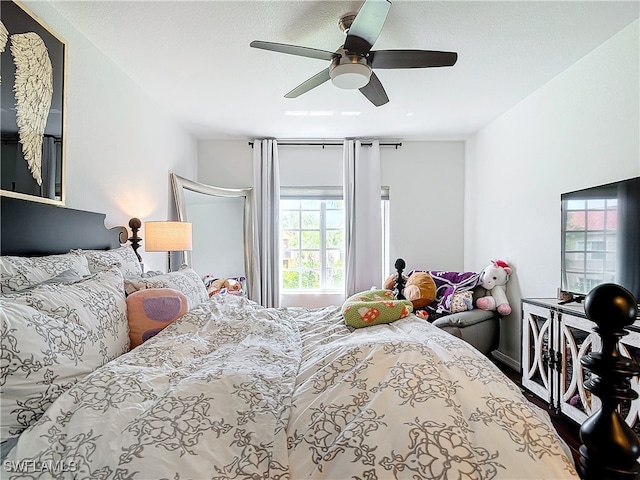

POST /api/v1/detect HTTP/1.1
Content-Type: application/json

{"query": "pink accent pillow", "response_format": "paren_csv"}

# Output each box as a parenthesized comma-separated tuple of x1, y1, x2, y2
(126, 288, 188, 348)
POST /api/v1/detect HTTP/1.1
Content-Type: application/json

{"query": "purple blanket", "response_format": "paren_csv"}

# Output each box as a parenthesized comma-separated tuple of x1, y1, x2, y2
(409, 269, 481, 318)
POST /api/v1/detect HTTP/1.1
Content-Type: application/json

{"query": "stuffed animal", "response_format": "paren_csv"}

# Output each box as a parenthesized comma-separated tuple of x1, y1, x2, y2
(384, 271, 437, 309)
(206, 277, 243, 297)
(476, 260, 512, 316)
(226, 278, 242, 292)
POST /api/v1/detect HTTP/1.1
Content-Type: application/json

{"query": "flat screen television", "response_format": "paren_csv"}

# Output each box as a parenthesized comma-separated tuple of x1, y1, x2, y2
(561, 176, 640, 305)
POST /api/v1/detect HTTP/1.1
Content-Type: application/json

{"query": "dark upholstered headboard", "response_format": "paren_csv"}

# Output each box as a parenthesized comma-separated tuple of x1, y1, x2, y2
(1, 197, 127, 256)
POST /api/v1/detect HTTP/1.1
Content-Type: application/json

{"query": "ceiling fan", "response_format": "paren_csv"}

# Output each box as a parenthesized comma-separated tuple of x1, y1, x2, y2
(250, 0, 458, 107)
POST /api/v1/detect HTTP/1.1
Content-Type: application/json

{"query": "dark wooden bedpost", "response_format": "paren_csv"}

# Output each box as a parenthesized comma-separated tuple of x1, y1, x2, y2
(394, 258, 407, 299)
(128, 217, 143, 262)
(579, 283, 640, 480)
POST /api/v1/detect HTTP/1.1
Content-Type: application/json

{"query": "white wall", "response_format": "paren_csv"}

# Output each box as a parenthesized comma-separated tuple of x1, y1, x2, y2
(198, 140, 466, 307)
(23, 2, 197, 272)
(198, 141, 252, 188)
(465, 20, 640, 368)
(381, 142, 466, 273)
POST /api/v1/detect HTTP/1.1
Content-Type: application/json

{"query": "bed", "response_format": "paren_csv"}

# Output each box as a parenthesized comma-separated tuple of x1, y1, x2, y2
(0, 197, 620, 479)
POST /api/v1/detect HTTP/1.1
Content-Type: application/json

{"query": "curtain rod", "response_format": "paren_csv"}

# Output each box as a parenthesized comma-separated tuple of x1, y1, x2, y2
(248, 141, 402, 149)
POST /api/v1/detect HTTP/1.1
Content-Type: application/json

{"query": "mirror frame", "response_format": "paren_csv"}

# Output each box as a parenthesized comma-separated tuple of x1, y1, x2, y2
(170, 173, 255, 300)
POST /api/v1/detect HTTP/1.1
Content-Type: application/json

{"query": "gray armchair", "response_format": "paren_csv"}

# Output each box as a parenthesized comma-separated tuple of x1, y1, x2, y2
(431, 286, 500, 356)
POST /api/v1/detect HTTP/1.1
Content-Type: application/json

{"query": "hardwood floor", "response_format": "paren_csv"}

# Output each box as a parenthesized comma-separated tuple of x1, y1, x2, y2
(496, 362, 582, 466)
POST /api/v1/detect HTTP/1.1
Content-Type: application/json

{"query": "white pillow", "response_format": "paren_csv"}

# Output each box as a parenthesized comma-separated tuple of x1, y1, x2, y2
(72, 245, 142, 277)
(0, 266, 129, 442)
(0, 253, 91, 293)
(124, 266, 208, 310)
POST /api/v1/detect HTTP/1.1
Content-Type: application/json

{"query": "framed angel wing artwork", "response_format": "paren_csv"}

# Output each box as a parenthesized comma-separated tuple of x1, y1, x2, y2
(1, 0, 66, 205)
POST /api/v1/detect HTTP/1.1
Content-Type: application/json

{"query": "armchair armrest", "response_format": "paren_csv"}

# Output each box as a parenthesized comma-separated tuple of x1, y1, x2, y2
(432, 309, 497, 328)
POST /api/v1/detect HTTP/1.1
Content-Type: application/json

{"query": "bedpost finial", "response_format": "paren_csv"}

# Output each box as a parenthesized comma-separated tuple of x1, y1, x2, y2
(584, 283, 638, 332)
(394, 258, 407, 300)
(579, 282, 640, 479)
(128, 217, 143, 262)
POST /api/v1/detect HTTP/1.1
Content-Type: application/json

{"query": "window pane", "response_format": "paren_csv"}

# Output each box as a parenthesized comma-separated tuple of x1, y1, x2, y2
(301, 231, 320, 249)
(605, 207, 617, 231)
(326, 269, 343, 288)
(326, 210, 344, 228)
(301, 270, 320, 289)
(565, 232, 584, 250)
(566, 211, 585, 231)
(301, 250, 320, 268)
(282, 270, 300, 289)
(585, 233, 608, 256)
(326, 249, 343, 268)
(586, 238, 605, 252)
(604, 252, 616, 276)
(301, 211, 320, 229)
(281, 211, 299, 229)
(282, 230, 300, 249)
(326, 229, 343, 248)
(282, 251, 300, 269)
(587, 199, 606, 209)
(586, 211, 607, 231)
(326, 200, 343, 209)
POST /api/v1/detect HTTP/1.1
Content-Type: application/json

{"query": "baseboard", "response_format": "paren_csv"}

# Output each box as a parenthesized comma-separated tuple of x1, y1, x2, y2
(491, 350, 520, 371)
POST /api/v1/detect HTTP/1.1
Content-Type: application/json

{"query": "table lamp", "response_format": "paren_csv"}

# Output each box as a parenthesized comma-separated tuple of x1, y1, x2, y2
(145, 221, 192, 272)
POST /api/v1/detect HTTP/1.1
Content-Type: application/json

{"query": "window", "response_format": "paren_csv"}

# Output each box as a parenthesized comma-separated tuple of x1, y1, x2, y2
(281, 198, 344, 291)
(280, 187, 389, 292)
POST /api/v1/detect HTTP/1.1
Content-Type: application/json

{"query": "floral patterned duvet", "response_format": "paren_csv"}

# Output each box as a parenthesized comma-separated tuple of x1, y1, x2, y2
(2, 295, 578, 479)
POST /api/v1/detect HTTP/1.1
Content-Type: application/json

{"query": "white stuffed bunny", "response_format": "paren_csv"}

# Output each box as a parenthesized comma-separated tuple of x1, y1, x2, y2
(476, 260, 512, 316)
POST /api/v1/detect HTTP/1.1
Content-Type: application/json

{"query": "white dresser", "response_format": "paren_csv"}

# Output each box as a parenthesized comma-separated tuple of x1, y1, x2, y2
(521, 298, 640, 433)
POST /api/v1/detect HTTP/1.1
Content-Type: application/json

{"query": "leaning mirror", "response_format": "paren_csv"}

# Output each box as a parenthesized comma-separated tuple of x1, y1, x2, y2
(170, 173, 254, 300)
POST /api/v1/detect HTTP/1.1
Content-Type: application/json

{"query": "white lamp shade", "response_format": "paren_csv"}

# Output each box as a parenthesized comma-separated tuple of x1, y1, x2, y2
(145, 221, 192, 252)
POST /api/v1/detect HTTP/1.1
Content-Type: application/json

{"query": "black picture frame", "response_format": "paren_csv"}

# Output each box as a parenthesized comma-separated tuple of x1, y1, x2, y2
(1, 0, 66, 205)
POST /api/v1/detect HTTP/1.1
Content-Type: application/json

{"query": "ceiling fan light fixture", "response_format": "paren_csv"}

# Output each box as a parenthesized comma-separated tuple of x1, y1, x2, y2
(330, 62, 371, 89)
(251, 0, 458, 106)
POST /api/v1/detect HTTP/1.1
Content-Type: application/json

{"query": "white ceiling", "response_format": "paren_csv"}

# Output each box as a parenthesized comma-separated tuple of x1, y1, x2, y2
(49, 0, 639, 141)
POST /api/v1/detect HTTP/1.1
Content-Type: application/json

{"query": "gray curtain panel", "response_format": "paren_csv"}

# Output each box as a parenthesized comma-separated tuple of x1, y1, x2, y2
(252, 139, 281, 307)
(343, 139, 382, 296)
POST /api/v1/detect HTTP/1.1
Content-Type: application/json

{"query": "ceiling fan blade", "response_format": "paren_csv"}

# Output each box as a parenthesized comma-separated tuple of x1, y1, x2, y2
(359, 72, 389, 107)
(369, 50, 458, 69)
(250, 40, 338, 61)
(285, 68, 331, 98)
(344, 0, 391, 55)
